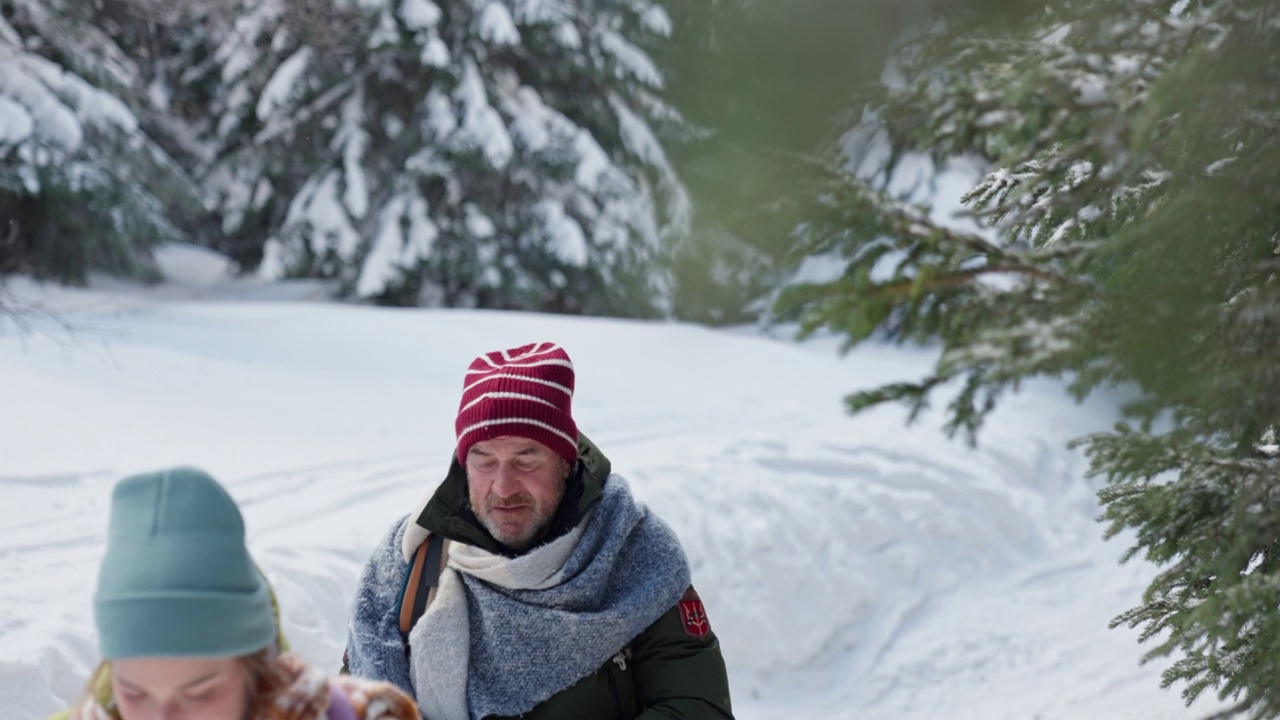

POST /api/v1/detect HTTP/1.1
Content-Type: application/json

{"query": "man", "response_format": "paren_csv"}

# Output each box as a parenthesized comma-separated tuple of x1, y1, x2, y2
(345, 342, 734, 720)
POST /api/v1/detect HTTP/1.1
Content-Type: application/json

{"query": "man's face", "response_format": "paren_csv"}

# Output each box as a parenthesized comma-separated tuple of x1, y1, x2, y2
(466, 436, 569, 550)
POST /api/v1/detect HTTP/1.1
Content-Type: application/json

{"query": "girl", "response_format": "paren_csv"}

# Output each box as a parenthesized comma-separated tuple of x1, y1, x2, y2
(63, 467, 418, 720)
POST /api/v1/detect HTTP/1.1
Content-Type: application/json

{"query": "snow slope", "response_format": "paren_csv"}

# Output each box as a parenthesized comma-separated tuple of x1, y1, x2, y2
(0, 265, 1222, 719)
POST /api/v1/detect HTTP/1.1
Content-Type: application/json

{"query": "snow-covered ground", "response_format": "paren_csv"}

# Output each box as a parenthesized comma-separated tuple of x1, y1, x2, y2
(0, 249, 1222, 719)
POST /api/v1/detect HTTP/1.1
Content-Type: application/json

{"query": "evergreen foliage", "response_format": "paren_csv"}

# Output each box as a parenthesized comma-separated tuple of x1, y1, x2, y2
(660, 0, 920, 324)
(0, 0, 199, 283)
(778, 0, 1280, 715)
(170, 0, 689, 316)
(2, 0, 690, 317)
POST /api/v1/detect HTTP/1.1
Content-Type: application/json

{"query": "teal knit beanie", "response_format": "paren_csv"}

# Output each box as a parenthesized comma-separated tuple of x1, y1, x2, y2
(94, 467, 276, 660)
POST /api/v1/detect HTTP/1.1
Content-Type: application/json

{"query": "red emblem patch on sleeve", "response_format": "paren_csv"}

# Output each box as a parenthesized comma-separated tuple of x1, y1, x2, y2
(678, 587, 711, 640)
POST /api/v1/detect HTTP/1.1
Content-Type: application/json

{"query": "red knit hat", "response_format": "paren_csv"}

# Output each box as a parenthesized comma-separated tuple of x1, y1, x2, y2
(455, 342, 578, 467)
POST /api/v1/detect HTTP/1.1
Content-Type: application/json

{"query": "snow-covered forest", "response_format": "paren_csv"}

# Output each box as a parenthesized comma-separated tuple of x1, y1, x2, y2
(1, 0, 693, 315)
(4, 0, 1280, 717)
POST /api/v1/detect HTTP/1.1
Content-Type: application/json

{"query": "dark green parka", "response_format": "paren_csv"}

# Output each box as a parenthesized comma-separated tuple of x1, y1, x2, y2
(407, 434, 734, 720)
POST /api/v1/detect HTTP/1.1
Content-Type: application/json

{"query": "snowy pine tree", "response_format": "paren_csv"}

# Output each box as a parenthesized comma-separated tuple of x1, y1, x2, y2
(778, 0, 1280, 716)
(178, 0, 688, 315)
(0, 0, 199, 283)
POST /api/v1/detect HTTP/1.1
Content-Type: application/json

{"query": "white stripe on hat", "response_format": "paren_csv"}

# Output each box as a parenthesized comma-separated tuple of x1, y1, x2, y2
(465, 358, 575, 376)
(478, 343, 564, 368)
(456, 417, 577, 450)
(462, 372, 572, 396)
(459, 391, 561, 413)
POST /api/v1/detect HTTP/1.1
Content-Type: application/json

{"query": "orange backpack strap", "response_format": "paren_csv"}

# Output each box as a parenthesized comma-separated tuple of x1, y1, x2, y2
(398, 533, 446, 640)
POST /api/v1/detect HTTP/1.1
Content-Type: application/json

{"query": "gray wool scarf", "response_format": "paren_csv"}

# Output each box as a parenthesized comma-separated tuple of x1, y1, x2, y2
(409, 475, 691, 720)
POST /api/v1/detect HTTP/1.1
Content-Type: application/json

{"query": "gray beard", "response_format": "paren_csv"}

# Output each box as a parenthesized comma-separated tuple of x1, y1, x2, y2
(480, 508, 555, 551)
